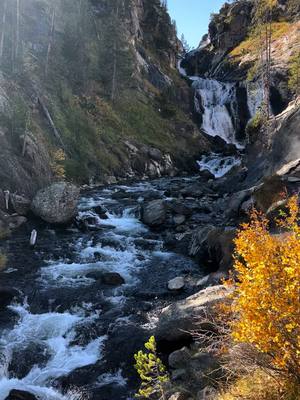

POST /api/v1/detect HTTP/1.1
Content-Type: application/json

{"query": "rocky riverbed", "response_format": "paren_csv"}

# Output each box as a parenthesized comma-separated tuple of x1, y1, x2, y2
(0, 169, 245, 400)
(1, 147, 300, 400)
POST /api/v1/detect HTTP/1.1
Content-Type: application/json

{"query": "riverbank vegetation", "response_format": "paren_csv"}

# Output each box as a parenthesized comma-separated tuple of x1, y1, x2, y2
(135, 196, 300, 399)
(217, 196, 300, 399)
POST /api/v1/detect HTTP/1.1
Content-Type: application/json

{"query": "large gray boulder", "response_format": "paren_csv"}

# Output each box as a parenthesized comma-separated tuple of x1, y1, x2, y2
(141, 199, 166, 227)
(156, 285, 232, 342)
(31, 182, 80, 224)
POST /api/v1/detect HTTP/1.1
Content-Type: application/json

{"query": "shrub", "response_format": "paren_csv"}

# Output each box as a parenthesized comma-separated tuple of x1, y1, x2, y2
(51, 148, 66, 179)
(231, 196, 300, 379)
(288, 51, 300, 96)
(218, 369, 300, 400)
(245, 111, 267, 143)
(134, 336, 169, 399)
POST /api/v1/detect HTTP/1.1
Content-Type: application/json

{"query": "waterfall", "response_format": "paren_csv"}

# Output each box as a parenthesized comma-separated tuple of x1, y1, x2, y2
(192, 78, 240, 146)
(177, 61, 244, 178)
(197, 153, 242, 178)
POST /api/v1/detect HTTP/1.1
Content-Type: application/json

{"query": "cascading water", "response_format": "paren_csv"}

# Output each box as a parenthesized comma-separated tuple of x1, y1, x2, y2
(178, 60, 243, 178)
(197, 153, 242, 178)
(0, 180, 201, 400)
(193, 77, 239, 146)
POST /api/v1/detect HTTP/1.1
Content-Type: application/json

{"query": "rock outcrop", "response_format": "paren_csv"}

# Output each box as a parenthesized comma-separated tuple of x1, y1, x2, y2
(141, 199, 166, 227)
(156, 285, 232, 342)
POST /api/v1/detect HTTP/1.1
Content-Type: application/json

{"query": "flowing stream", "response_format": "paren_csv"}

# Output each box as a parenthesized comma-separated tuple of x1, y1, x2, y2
(0, 180, 201, 400)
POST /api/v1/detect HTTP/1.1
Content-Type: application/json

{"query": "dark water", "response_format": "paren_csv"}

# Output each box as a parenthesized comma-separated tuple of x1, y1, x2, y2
(0, 179, 202, 400)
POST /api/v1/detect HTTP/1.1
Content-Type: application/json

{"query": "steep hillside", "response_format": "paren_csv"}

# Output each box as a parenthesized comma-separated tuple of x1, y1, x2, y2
(0, 0, 209, 196)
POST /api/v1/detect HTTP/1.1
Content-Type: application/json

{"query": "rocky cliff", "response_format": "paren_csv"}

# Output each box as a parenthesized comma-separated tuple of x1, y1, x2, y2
(181, 0, 300, 143)
(0, 0, 210, 197)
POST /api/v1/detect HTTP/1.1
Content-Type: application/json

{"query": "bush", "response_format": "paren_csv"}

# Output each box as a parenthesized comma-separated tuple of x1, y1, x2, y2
(245, 111, 267, 144)
(134, 336, 169, 399)
(231, 196, 300, 379)
(288, 51, 300, 96)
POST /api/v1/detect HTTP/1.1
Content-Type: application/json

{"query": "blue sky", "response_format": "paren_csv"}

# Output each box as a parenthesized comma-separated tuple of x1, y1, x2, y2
(168, 0, 225, 48)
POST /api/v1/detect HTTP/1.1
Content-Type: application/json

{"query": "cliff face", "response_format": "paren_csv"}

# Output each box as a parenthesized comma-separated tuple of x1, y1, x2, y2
(0, 0, 209, 196)
(181, 0, 300, 147)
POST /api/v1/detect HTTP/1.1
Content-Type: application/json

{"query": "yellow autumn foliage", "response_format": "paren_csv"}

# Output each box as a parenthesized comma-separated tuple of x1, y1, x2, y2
(51, 148, 66, 179)
(232, 196, 300, 378)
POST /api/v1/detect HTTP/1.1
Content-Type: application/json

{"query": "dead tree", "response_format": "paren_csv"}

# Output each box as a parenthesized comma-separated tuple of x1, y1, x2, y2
(38, 97, 66, 151)
(45, 6, 56, 78)
(15, 0, 20, 62)
(111, 1, 120, 103)
(0, 0, 7, 63)
(22, 111, 31, 157)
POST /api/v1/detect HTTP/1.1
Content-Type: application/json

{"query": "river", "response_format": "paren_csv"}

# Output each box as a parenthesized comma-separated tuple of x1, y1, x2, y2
(0, 178, 203, 400)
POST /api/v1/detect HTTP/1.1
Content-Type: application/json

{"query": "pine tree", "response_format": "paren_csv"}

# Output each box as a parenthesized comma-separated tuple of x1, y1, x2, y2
(181, 33, 191, 53)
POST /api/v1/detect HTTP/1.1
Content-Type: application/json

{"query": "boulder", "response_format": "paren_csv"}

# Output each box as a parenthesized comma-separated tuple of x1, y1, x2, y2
(0, 287, 19, 310)
(102, 272, 125, 286)
(92, 205, 108, 220)
(31, 182, 80, 224)
(168, 347, 191, 369)
(168, 392, 191, 400)
(141, 199, 166, 227)
(225, 189, 253, 217)
(253, 176, 286, 213)
(156, 285, 232, 342)
(10, 194, 31, 216)
(189, 225, 236, 273)
(5, 390, 37, 400)
(86, 271, 104, 281)
(173, 215, 186, 226)
(168, 277, 185, 291)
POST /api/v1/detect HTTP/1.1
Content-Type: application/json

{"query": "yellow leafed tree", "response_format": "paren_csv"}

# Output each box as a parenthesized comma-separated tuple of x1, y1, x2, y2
(232, 196, 300, 378)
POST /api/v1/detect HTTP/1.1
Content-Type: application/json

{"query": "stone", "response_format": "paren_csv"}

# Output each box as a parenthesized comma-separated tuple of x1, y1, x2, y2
(189, 225, 236, 273)
(156, 285, 232, 342)
(102, 272, 125, 286)
(197, 386, 218, 400)
(253, 176, 286, 213)
(0, 287, 19, 310)
(31, 182, 80, 224)
(168, 392, 191, 400)
(5, 391, 37, 400)
(168, 277, 185, 291)
(141, 199, 166, 227)
(173, 215, 186, 226)
(86, 271, 104, 281)
(7, 216, 27, 230)
(240, 197, 255, 214)
(10, 194, 31, 216)
(168, 347, 191, 369)
(92, 205, 108, 219)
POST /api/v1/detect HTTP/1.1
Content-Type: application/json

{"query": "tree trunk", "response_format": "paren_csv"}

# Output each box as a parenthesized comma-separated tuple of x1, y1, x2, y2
(38, 97, 66, 151)
(22, 111, 31, 157)
(111, 2, 119, 103)
(15, 0, 20, 62)
(45, 7, 56, 78)
(0, 0, 7, 63)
